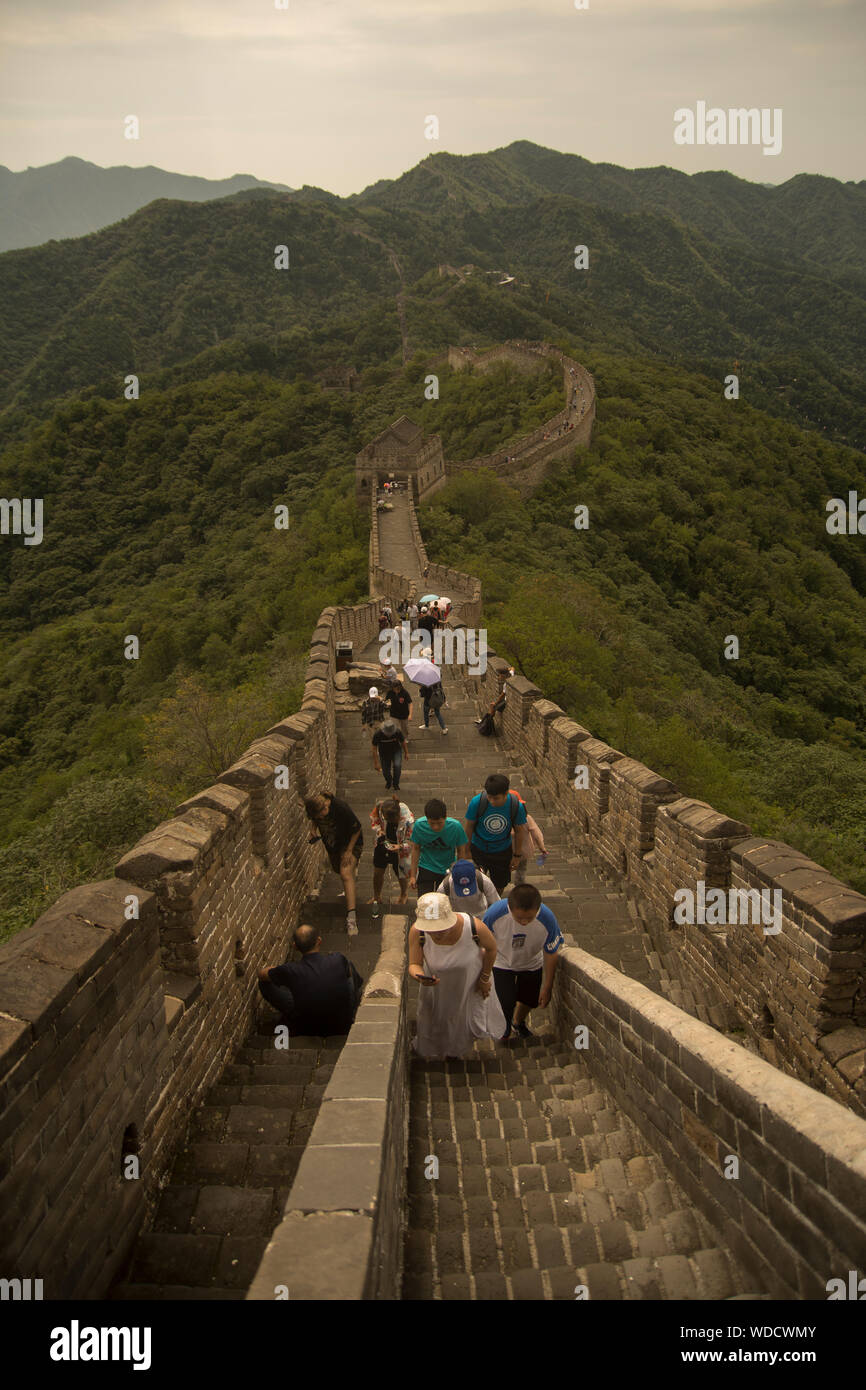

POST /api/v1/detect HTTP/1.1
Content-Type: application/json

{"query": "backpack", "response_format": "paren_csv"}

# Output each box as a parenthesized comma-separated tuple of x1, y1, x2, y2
(476, 790, 524, 826)
(477, 713, 496, 737)
(361, 696, 386, 726)
(427, 683, 446, 711)
(420, 918, 478, 947)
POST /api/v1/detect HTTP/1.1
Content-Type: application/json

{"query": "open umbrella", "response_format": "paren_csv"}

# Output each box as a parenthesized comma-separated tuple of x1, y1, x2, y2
(419, 593, 439, 606)
(438, 596, 452, 613)
(403, 658, 441, 687)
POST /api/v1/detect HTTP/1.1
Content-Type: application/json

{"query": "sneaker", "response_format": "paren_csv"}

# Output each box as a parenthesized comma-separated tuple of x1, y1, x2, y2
(440, 727, 448, 735)
(500, 1025, 514, 1043)
(371, 901, 380, 919)
(417, 724, 427, 730)
(513, 1020, 532, 1039)
(347, 916, 359, 937)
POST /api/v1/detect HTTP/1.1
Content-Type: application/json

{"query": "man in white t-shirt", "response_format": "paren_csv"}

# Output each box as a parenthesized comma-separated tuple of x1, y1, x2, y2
(483, 882, 564, 1041)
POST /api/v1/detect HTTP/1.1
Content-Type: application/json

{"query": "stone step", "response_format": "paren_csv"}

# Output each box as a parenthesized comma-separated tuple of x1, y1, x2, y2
(403, 1034, 771, 1299)
(110, 1009, 347, 1296)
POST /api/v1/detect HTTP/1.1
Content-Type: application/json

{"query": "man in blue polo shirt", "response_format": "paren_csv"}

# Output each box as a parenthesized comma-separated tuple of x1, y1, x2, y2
(464, 772, 529, 892)
(483, 882, 564, 1040)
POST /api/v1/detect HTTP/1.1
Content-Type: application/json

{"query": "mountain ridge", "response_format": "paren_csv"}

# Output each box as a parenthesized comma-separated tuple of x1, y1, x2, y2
(0, 156, 292, 253)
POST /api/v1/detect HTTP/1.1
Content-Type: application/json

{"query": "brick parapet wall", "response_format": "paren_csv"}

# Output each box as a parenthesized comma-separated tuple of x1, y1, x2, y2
(499, 677, 866, 1115)
(445, 339, 596, 495)
(0, 592, 381, 1297)
(551, 946, 866, 1300)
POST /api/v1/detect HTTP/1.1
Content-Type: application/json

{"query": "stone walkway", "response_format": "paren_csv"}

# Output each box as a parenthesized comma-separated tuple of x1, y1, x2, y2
(113, 496, 770, 1299)
(367, 514, 770, 1297)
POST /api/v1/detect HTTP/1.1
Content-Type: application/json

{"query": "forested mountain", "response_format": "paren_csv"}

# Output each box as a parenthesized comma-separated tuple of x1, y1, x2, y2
(1, 141, 864, 938)
(1, 143, 863, 452)
(0, 157, 289, 253)
(354, 143, 866, 280)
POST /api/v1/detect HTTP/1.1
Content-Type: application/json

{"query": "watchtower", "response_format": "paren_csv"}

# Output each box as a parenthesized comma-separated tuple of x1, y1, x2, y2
(355, 415, 446, 507)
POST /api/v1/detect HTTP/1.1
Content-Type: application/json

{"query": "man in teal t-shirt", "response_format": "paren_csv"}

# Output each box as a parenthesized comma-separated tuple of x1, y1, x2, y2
(410, 798, 471, 896)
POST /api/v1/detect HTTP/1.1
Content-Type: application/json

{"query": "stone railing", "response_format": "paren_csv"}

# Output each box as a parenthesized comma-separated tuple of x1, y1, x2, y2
(0, 595, 381, 1298)
(442, 634, 866, 1120)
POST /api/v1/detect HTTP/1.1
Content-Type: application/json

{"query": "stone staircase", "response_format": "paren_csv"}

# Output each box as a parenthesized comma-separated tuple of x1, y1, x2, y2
(331, 632, 769, 1299)
(111, 905, 381, 1300)
(404, 1034, 768, 1300)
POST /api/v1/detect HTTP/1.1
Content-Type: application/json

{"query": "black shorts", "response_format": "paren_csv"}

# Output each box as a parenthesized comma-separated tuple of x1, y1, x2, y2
(373, 842, 400, 872)
(327, 841, 363, 874)
(416, 866, 442, 896)
(493, 966, 543, 1019)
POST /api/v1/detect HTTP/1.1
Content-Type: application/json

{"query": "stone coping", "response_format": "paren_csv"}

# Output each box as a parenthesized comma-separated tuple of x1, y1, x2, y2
(246, 916, 408, 1301)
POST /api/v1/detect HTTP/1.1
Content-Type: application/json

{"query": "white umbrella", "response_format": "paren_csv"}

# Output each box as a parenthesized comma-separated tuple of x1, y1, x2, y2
(438, 596, 452, 611)
(403, 658, 441, 687)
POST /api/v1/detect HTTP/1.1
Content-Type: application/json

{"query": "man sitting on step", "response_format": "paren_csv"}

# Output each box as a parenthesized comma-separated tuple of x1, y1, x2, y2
(257, 924, 364, 1036)
(483, 883, 563, 1041)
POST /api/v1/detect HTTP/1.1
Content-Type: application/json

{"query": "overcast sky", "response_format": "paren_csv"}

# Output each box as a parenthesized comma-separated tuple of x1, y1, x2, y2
(1, 0, 863, 191)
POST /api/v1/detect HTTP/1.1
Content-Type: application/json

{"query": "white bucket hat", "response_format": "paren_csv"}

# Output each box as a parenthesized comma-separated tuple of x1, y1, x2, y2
(412, 892, 458, 934)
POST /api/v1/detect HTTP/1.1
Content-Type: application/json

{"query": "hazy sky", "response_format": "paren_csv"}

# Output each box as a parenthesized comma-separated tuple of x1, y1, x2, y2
(1, 0, 863, 191)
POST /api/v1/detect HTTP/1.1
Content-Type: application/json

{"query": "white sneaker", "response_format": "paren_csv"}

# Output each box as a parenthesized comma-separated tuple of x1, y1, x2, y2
(347, 917, 359, 937)
(417, 724, 427, 730)
(440, 727, 448, 735)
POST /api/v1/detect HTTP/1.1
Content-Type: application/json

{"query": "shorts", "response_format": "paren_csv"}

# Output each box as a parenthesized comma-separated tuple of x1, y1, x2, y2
(416, 866, 442, 896)
(492, 966, 543, 1020)
(327, 841, 363, 874)
(373, 842, 400, 872)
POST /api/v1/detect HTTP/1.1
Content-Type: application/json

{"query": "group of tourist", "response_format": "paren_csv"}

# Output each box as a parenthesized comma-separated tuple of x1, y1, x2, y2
(257, 771, 557, 1060)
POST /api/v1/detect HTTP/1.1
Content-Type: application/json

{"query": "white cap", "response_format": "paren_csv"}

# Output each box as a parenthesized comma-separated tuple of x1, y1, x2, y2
(369, 686, 379, 697)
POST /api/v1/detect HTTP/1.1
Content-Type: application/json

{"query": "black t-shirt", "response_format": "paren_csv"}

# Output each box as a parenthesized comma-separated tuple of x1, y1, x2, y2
(372, 729, 406, 755)
(316, 798, 362, 853)
(267, 952, 364, 1035)
(386, 686, 411, 718)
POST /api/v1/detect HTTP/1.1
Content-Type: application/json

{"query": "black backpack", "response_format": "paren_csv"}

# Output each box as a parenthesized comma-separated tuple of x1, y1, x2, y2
(427, 683, 446, 711)
(477, 713, 496, 737)
(419, 919, 479, 947)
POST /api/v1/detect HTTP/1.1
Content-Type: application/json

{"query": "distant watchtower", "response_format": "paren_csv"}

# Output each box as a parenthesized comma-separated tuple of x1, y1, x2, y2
(355, 415, 446, 507)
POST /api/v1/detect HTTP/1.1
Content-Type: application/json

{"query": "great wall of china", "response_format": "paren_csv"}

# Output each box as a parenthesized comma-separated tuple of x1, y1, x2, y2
(1, 342, 864, 1302)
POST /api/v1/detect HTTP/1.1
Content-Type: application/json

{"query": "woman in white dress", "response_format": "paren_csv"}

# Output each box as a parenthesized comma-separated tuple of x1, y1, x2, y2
(409, 893, 506, 1059)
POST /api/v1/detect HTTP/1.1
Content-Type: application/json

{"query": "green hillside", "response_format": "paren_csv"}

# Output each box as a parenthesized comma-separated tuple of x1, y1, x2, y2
(1, 141, 865, 937)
